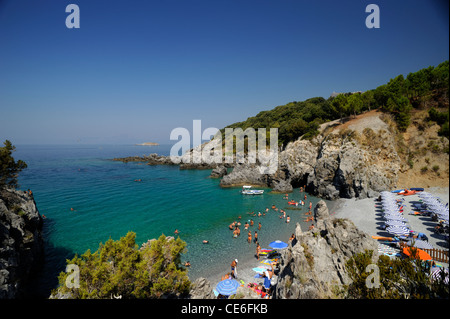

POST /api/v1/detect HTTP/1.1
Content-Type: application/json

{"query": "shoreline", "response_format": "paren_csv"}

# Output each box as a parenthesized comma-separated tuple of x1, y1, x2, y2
(333, 186, 449, 264)
(193, 198, 339, 293)
(196, 187, 449, 295)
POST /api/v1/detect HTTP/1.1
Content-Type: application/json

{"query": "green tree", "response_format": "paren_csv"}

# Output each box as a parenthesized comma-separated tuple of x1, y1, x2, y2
(346, 93, 363, 118)
(331, 94, 348, 122)
(361, 90, 374, 112)
(0, 140, 27, 189)
(386, 96, 412, 131)
(406, 66, 433, 99)
(431, 60, 449, 91)
(54, 232, 191, 299)
(387, 74, 407, 97)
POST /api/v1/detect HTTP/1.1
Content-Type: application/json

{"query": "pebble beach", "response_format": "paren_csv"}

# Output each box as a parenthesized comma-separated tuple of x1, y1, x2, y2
(206, 187, 450, 296)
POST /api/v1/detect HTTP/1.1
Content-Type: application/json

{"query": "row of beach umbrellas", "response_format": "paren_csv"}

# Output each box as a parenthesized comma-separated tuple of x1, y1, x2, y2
(379, 191, 411, 236)
(418, 192, 449, 224)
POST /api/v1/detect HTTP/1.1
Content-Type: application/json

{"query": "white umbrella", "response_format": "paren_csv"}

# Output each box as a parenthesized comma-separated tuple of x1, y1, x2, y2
(385, 220, 407, 227)
(430, 268, 449, 284)
(386, 226, 410, 236)
(406, 239, 433, 249)
(384, 215, 405, 221)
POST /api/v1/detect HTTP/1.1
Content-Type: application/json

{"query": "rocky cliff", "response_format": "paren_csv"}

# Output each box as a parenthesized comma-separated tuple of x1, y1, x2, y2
(281, 115, 400, 199)
(218, 111, 400, 199)
(114, 111, 438, 200)
(0, 188, 44, 298)
(273, 200, 378, 298)
(189, 200, 379, 299)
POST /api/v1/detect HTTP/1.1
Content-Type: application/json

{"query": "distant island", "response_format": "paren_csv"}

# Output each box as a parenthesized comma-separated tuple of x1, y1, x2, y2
(135, 142, 159, 146)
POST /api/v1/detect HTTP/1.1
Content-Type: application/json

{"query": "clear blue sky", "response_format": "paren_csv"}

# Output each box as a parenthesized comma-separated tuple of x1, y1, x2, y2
(0, 0, 448, 145)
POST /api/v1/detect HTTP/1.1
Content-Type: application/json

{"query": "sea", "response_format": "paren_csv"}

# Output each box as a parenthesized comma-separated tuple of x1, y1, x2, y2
(14, 144, 329, 297)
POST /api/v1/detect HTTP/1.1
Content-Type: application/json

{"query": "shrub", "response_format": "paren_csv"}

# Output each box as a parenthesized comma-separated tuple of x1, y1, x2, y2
(0, 140, 27, 189)
(53, 232, 191, 299)
(345, 251, 449, 299)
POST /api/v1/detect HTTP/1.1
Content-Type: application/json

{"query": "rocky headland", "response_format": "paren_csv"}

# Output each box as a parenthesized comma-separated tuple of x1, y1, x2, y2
(0, 188, 44, 298)
(115, 111, 413, 199)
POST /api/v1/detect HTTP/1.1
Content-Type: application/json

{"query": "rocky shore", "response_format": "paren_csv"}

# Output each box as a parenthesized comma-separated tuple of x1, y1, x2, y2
(189, 200, 379, 299)
(114, 113, 401, 200)
(273, 200, 378, 298)
(0, 188, 44, 298)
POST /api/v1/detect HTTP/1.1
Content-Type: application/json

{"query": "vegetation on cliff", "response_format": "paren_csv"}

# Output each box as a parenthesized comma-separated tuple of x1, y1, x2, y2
(53, 232, 191, 299)
(345, 250, 449, 299)
(223, 60, 449, 147)
(0, 140, 27, 189)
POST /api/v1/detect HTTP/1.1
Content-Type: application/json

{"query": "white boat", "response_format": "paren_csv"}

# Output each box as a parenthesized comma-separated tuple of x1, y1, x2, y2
(240, 185, 264, 195)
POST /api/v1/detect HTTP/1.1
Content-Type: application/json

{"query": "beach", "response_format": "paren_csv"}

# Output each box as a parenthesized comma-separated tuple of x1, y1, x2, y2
(334, 187, 449, 251)
(205, 187, 449, 296)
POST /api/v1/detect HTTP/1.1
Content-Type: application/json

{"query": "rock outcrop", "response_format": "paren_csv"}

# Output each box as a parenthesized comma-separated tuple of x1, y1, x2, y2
(0, 188, 44, 298)
(113, 113, 401, 199)
(113, 153, 177, 165)
(188, 277, 215, 299)
(209, 165, 228, 178)
(273, 200, 378, 299)
(281, 128, 400, 199)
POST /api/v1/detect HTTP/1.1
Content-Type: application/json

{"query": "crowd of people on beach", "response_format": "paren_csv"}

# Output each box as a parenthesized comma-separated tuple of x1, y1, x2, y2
(172, 186, 319, 298)
(215, 186, 316, 298)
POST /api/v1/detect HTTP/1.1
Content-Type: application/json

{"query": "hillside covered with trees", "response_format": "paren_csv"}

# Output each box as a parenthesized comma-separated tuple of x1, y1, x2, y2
(224, 60, 449, 148)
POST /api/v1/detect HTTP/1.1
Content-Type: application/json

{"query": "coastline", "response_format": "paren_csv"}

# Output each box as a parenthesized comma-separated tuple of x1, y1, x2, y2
(200, 187, 450, 295)
(196, 198, 339, 292)
(333, 187, 449, 260)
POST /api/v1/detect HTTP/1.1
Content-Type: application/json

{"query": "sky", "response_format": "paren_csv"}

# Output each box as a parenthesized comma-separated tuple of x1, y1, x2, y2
(0, 0, 448, 145)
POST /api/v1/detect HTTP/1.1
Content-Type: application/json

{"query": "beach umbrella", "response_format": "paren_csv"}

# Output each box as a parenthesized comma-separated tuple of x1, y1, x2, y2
(430, 268, 449, 284)
(386, 226, 410, 236)
(385, 220, 407, 228)
(402, 247, 432, 261)
(215, 279, 239, 296)
(384, 215, 405, 221)
(406, 239, 433, 250)
(269, 240, 288, 250)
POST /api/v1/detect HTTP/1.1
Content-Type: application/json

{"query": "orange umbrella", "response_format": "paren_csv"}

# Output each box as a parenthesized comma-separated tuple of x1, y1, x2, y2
(402, 247, 432, 261)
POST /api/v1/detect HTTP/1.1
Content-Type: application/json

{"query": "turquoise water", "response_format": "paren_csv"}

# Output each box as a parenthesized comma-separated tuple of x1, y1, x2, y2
(15, 144, 326, 296)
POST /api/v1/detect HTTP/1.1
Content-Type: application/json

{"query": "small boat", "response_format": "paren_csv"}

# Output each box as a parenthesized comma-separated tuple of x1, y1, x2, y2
(372, 236, 395, 241)
(402, 189, 417, 196)
(241, 185, 264, 195)
(410, 187, 424, 192)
